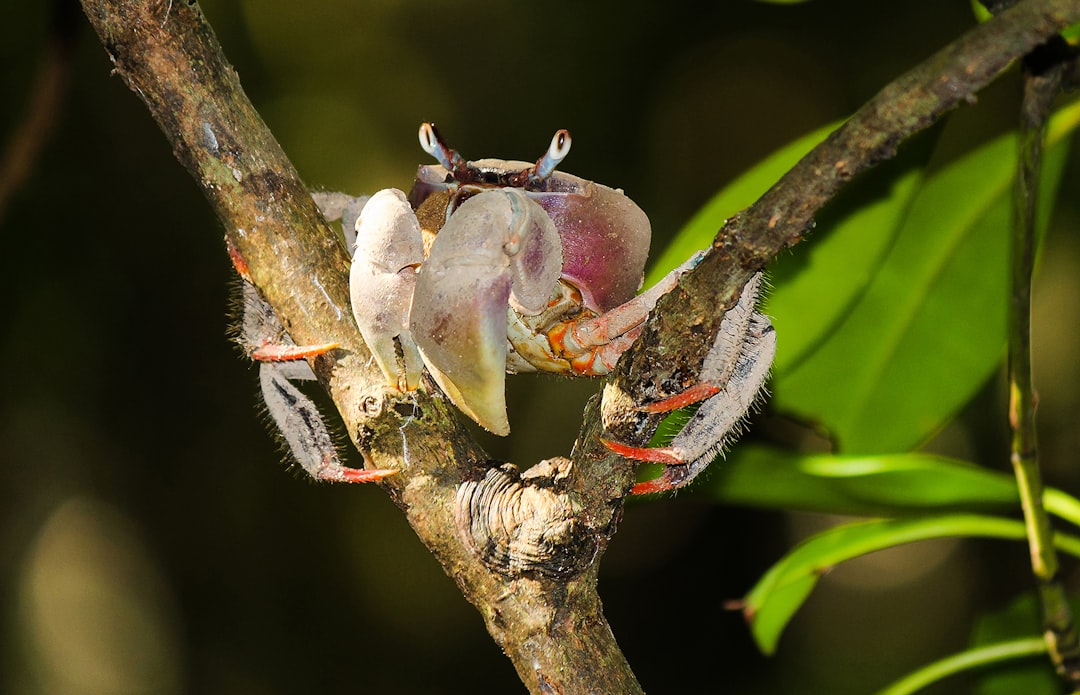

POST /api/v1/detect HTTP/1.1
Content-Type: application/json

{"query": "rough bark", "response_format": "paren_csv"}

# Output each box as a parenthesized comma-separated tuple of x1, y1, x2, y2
(79, 0, 1080, 691)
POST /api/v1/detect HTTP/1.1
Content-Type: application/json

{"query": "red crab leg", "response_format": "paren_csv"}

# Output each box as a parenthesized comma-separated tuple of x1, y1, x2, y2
(629, 476, 681, 496)
(228, 239, 343, 363)
(550, 252, 706, 375)
(553, 326, 642, 376)
(600, 439, 682, 466)
(598, 379, 719, 466)
(555, 271, 684, 354)
(251, 342, 341, 362)
(639, 382, 721, 413)
(599, 378, 723, 494)
(598, 438, 687, 494)
(600, 377, 717, 470)
(315, 458, 398, 484)
(227, 237, 252, 282)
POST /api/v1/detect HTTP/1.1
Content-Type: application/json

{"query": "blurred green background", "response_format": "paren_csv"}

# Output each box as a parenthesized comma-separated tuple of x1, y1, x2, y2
(2, 1, 1078, 693)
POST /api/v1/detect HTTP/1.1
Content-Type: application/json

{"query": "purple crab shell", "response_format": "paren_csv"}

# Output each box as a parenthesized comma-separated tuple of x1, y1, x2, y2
(409, 163, 651, 314)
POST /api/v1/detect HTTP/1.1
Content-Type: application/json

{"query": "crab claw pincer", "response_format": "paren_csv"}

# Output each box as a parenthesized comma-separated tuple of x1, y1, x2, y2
(351, 189, 427, 392)
(409, 188, 562, 435)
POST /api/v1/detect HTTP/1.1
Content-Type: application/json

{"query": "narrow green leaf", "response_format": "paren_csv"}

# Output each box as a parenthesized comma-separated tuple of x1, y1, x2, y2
(648, 118, 939, 374)
(1044, 488, 1080, 530)
(710, 445, 1080, 528)
(712, 446, 1017, 514)
(970, 594, 1061, 695)
(744, 515, 1080, 654)
(876, 637, 1047, 695)
(764, 135, 938, 373)
(969, 1, 993, 23)
(773, 100, 1080, 453)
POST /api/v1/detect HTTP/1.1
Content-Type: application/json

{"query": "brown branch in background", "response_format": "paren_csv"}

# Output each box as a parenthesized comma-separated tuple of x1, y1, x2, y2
(77, 0, 1080, 692)
(1008, 35, 1080, 691)
(0, 0, 79, 223)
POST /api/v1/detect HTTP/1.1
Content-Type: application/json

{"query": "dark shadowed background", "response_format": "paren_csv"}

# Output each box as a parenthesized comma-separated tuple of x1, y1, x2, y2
(3, 1, 1079, 693)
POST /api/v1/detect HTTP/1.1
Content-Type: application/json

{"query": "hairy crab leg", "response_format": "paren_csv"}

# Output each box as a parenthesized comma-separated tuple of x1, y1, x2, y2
(598, 381, 723, 467)
(234, 251, 395, 485)
(258, 363, 397, 484)
(601, 272, 775, 494)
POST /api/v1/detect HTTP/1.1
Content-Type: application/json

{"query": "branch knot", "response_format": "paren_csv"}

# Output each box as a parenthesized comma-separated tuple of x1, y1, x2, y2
(455, 459, 596, 580)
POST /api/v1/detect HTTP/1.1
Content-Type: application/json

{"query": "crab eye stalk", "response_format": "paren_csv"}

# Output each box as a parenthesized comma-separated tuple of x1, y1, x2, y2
(533, 129, 572, 181)
(419, 122, 468, 178)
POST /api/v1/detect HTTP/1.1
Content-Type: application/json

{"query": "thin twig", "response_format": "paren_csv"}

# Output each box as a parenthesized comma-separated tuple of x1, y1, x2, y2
(0, 0, 79, 223)
(1009, 35, 1080, 690)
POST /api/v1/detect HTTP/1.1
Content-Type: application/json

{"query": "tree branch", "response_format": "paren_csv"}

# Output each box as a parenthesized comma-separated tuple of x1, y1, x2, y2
(609, 0, 1080, 443)
(79, 0, 1080, 692)
(1009, 33, 1080, 690)
(80, 1, 637, 691)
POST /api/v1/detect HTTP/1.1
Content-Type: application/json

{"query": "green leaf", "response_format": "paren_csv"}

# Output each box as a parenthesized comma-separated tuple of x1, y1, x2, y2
(744, 515, 1080, 655)
(969, 594, 1060, 695)
(712, 446, 1017, 514)
(773, 100, 1080, 453)
(876, 637, 1047, 695)
(709, 445, 1080, 527)
(764, 132, 941, 373)
(648, 118, 940, 375)
(969, 0, 993, 23)
(645, 121, 839, 287)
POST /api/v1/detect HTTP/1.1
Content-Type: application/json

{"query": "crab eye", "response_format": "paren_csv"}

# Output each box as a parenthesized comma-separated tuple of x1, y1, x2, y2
(418, 122, 465, 173)
(418, 122, 438, 157)
(534, 129, 572, 180)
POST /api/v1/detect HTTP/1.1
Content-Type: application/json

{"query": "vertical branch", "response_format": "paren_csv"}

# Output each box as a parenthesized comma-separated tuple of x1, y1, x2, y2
(1008, 36, 1080, 689)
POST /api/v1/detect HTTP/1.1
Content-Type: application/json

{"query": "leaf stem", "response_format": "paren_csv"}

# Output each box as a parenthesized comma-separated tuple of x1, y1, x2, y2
(1008, 35, 1080, 690)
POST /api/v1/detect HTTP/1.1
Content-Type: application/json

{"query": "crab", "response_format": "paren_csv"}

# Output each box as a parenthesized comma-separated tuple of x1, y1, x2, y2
(347, 123, 776, 493)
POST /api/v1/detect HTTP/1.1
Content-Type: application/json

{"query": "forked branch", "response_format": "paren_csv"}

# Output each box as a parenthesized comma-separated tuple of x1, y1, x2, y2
(79, 0, 1080, 692)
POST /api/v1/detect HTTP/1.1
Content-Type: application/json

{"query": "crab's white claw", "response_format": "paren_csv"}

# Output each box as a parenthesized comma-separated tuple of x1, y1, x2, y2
(350, 189, 426, 391)
(411, 188, 562, 436)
